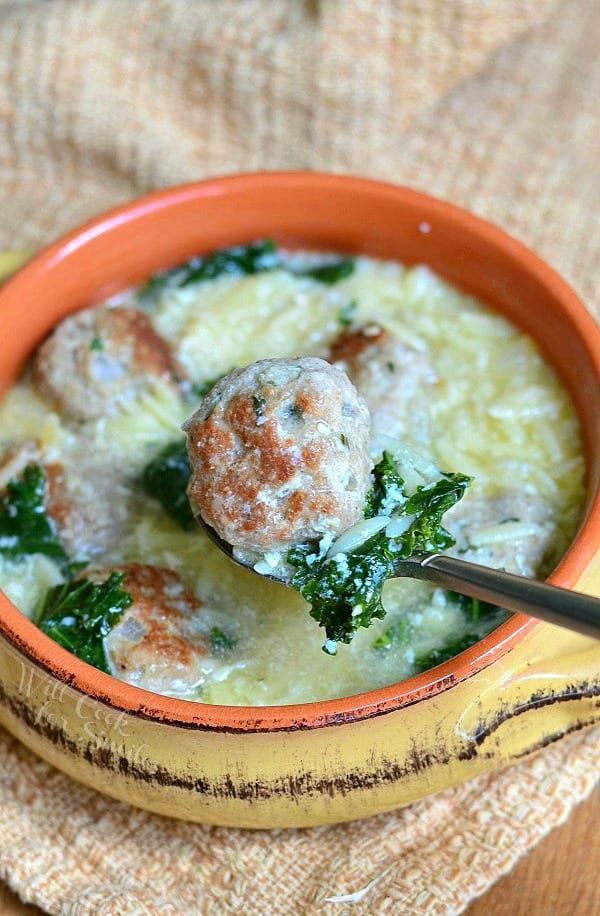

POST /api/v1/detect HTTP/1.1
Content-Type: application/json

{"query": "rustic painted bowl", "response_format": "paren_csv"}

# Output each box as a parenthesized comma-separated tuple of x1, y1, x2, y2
(0, 174, 598, 829)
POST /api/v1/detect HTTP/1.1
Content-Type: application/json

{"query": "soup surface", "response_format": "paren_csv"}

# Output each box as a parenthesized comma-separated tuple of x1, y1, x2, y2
(0, 247, 585, 704)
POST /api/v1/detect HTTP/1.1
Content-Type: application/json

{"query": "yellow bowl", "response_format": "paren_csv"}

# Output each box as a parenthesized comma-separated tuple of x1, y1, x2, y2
(0, 174, 598, 828)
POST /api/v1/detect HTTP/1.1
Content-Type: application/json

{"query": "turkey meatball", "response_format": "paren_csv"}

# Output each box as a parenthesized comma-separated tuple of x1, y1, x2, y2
(445, 490, 557, 577)
(328, 323, 436, 448)
(183, 357, 372, 555)
(101, 564, 213, 696)
(0, 441, 132, 561)
(33, 305, 180, 421)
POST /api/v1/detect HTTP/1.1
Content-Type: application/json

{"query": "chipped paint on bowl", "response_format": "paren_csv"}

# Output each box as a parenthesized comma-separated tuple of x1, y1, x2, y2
(0, 174, 598, 827)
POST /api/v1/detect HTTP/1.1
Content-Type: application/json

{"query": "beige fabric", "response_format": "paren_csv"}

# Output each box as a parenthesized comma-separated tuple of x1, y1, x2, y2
(0, 0, 599, 913)
(0, 726, 597, 915)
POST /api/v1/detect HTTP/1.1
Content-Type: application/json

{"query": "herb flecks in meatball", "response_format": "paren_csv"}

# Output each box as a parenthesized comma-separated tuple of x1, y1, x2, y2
(102, 564, 213, 696)
(183, 357, 372, 555)
(33, 305, 180, 421)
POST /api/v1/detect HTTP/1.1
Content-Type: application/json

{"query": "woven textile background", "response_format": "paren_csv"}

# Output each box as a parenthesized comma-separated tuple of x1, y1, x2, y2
(0, 0, 598, 913)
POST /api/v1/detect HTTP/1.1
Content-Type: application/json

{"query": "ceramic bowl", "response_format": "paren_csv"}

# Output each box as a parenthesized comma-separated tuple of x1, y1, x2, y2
(0, 174, 598, 828)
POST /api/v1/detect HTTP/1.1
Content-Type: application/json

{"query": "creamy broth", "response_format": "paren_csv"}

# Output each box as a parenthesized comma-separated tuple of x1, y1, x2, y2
(0, 252, 585, 704)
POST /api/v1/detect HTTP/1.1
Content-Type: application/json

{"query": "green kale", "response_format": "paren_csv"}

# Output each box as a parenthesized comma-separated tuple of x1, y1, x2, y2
(364, 451, 406, 518)
(395, 473, 472, 557)
(287, 455, 471, 654)
(414, 633, 480, 672)
(138, 240, 280, 304)
(89, 336, 104, 351)
(372, 616, 411, 652)
(0, 463, 69, 567)
(337, 299, 358, 327)
(138, 241, 354, 306)
(414, 602, 510, 671)
(295, 259, 355, 284)
(141, 440, 195, 530)
(209, 626, 237, 656)
(446, 591, 500, 623)
(288, 535, 394, 652)
(35, 573, 133, 673)
(180, 240, 280, 287)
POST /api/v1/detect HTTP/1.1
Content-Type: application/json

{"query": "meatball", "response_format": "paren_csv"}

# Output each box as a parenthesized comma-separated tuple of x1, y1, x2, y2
(101, 564, 213, 696)
(328, 323, 436, 448)
(183, 357, 372, 555)
(33, 305, 179, 421)
(445, 490, 557, 577)
(0, 441, 131, 560)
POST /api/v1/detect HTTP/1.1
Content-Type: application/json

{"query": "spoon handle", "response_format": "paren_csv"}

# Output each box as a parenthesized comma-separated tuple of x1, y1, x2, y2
(400, 554, 600, 640)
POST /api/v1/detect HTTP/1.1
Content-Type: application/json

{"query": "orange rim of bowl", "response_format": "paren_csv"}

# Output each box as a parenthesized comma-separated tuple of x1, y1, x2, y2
(0, 172, 598, 733)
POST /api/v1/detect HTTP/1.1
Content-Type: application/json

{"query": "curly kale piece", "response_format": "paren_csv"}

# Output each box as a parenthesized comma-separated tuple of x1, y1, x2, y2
(35, 572, 133, 673)
(372, 616, 412, 652)
(364, 451, 406, 518)
(414, 633, 481, 672)
(445, 591, 501, 624)
(413, 597, 510, 671)
(295, 259, 355, 285)
(179, 240, 280, 287)
(139, 240, 280, 304)
(0, 463, 69, 567)
(288, 454, 471, 654)
(141, 440, 195, 530)
(288, 535, 395, 652)
(138, 241, 355, 305)
(396, 473, 472, 556)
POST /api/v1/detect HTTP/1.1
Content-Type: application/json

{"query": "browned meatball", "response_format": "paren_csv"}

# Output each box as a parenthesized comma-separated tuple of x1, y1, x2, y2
(0, 441, 131, 560)
(445, 490, 557, 577)
(100, 564, 213, 696)
(33, 305, 179, 421)
(329, 323, 436, 448)
(183, 357, 372, 555)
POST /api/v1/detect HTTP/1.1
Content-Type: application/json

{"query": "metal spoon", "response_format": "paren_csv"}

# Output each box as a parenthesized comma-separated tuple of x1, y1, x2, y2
(198, 516, 600, 640)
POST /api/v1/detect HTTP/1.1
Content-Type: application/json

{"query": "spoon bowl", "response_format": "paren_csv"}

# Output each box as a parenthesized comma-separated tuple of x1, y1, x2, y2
(197, 514, 600, 640)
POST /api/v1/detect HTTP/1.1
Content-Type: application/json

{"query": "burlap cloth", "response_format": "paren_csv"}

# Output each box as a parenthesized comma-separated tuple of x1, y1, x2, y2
(0, 1, 598, 913)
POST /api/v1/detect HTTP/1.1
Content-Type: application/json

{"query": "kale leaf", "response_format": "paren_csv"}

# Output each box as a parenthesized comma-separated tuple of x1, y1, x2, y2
(138, 240, 280, 304)
(0, 463, 69, 567)
(295, 259, 355, 285)
(414, 602, 510, 671)
(180, 240, 280, 287)
(288, 535, 395, 652)
(138, 241, 355, 305)
(445, 591, 500, 623)
(372, 616, 411, 652)
(395, 473, 472, 557)
(364, 451, 406, 518)
(288, 455, 471, 654)
(414, 633, 481, 672)
(141, 440, 195, 530)
(35, 572, 133, 673)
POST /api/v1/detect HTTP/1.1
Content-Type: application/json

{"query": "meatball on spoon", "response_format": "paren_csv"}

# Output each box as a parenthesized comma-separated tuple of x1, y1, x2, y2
(184, 358, 600, 641)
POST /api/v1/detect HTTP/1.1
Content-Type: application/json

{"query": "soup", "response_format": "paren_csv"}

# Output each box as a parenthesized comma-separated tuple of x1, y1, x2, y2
(0, 244, 585, 704)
